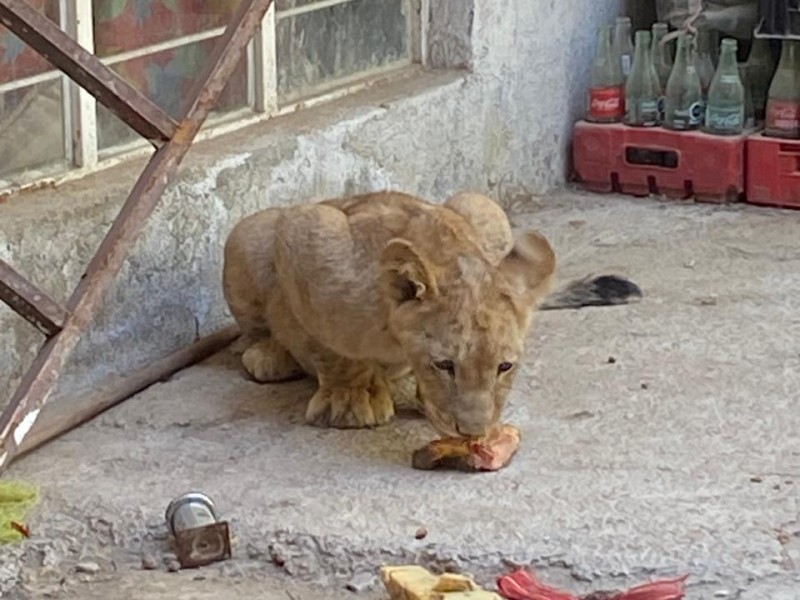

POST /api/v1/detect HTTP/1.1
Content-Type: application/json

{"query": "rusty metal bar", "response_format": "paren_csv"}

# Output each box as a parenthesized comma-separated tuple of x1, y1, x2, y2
(0, 0, 177, 144)
(15, 325, 239, 459)
(0, 260, 67, 337)
(0, 0, 274, 473)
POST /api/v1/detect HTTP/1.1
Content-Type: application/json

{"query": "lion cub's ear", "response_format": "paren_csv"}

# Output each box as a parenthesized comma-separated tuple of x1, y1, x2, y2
(499, 230, 556, 304)
(380, 239, 439, 305)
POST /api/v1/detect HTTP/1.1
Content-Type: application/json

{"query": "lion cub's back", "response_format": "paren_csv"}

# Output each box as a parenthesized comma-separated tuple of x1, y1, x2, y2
(322, 191, 481, 259)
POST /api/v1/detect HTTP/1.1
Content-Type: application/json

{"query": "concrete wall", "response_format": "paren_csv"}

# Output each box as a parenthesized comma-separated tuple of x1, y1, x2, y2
(0, 0, 621, 412)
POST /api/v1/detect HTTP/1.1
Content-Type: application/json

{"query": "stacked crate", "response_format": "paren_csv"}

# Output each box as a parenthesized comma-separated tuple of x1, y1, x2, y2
(572, 122, 746, 203)
(573, 2, 800, 209)
(748, 0, 800, 208)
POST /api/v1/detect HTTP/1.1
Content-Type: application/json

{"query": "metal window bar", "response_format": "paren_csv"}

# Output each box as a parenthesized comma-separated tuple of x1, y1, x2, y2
(2, 0, 420, 194)
(0, 0, 275, 475)
(0, 9, 253, 173)
(65, 0, 97, 167)
(0, 0, 423, 468)
(0, 27, 228, 95)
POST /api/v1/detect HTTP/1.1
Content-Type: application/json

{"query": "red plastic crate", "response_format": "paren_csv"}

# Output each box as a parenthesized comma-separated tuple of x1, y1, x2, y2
(746, 133, 800, 209)
(572, 121, 746, 203)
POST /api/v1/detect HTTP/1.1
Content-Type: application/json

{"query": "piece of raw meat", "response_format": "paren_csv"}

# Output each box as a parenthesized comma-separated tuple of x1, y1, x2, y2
(412, 425, 521, 471)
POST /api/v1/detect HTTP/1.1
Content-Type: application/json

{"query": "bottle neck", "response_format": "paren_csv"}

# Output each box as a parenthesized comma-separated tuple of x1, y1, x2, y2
(695, 30, 710, 55)
(597, 28, 609, 55)
(634, 35, 650, 64)
(675, 36, 691, 68)
(615, 23, 631, 45)
(631, 31, 650, 73)
(718, 44, 738, 71)
(651, 33, 663, 54)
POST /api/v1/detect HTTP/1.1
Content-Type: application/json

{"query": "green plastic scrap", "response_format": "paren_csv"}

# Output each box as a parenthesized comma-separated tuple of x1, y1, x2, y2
(0, 481, 39, 544)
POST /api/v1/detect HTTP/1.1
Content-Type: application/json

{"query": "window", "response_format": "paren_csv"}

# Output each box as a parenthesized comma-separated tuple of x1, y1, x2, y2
(0, 0, 416, 192)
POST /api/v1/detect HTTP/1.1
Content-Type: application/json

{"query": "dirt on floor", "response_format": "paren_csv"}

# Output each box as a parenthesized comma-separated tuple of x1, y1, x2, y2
(2, 190, 800, 600)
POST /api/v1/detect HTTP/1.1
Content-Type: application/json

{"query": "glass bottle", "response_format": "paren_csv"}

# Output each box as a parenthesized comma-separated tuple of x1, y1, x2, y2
(704, 39, 745, 136)
(613, 17, 635, 78)
(746, 37, 777, 123)
(651, 22, 673, 87)
(765, 40, 800, 139)
(739, 64, 756, 130)
(625, 30, 661, 127)
(664, 33, 704, 131)
(694, 29, 716, 104)
(587, 25, 625, 123)
(651, 22, 672, 122)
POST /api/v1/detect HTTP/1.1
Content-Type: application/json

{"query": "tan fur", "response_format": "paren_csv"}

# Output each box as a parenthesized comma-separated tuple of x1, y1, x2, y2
(222, 191, 555, 436)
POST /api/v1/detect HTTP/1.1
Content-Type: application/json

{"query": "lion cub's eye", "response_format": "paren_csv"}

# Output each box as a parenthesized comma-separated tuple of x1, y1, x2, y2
(432, 359, 455, 375)
(498, 362, 514, 374)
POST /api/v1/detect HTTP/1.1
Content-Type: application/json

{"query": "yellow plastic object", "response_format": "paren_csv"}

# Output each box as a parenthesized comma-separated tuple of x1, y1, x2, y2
(380, 565, 502, 600)
(0, 481, 38, 544)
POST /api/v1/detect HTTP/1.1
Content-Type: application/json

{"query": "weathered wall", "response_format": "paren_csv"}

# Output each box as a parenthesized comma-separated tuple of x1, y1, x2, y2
(0, 0, 621, 412)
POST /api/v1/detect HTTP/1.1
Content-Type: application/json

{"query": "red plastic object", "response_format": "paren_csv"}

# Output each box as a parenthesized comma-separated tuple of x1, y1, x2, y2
(572, 120, 746, 203)
(496, 568, 689, 600)
(746, 133, 800, 208)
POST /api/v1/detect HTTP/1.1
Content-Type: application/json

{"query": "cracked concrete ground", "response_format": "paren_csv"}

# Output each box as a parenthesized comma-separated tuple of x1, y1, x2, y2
(2, 190, 800, 600)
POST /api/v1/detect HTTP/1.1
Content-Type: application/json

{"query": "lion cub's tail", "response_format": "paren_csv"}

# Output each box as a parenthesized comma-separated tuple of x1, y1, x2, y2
(539, 275, 642, 311)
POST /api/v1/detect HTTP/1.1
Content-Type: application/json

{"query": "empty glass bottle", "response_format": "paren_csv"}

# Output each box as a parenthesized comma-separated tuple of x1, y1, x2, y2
(625, 30, 661, 127)
(765, 40, 800, 138)
(651, 22, 673, 87)
(738, 64, 756, 130)
(613, 17, 635, 78)
(664, 33, 704, 130)
(694, 29, 716, 114)
(587, 25, 625, 123)
(651, 22, 672, 122)
(746, 37, 777, 123)
(704, 39, 745, 135)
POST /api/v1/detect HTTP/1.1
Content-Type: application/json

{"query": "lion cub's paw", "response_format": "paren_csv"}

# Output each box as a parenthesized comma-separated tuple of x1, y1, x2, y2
(387, 373, 421, 412)
(242, 339, 304, 382)
(305, 384, 395, 428)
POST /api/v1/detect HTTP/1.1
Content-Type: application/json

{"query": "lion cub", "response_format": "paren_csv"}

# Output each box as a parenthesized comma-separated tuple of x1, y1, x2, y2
(223, 191, 640, 435)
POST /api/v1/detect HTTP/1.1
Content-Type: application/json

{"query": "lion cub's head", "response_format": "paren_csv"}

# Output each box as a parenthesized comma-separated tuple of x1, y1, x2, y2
(379, 231, 555, 437)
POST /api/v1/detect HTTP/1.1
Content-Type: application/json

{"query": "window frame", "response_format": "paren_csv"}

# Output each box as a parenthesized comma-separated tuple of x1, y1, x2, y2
(0, 0, 428, 195)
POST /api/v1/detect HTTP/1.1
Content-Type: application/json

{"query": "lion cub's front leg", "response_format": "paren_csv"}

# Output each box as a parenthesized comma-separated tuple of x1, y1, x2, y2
(304, 353, 395, 429)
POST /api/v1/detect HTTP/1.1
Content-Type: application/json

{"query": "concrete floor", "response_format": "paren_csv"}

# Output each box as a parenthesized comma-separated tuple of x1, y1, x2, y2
(2, 191, 800, 600)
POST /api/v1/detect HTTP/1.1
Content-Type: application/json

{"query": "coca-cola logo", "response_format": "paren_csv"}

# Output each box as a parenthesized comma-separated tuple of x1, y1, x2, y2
(591, 97, 621, 111)
(771, 105, 799, 119)
(768, 101, 800, 132)
(771, 118, 800, 130)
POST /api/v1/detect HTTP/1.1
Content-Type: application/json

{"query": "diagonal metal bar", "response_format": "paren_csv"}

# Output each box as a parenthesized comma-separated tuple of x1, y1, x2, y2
(0, 0, 274, 473)
(0, 0, 177, 143)
(0, 259, 67, 337)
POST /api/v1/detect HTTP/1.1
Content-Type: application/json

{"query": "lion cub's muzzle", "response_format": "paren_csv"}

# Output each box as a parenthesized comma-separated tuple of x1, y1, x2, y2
(422, 397, 498, 438)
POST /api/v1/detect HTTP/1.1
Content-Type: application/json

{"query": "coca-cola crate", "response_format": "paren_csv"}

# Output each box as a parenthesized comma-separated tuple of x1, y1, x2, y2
(571, 121, 746, 203)
(746, 133, 800, 208)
